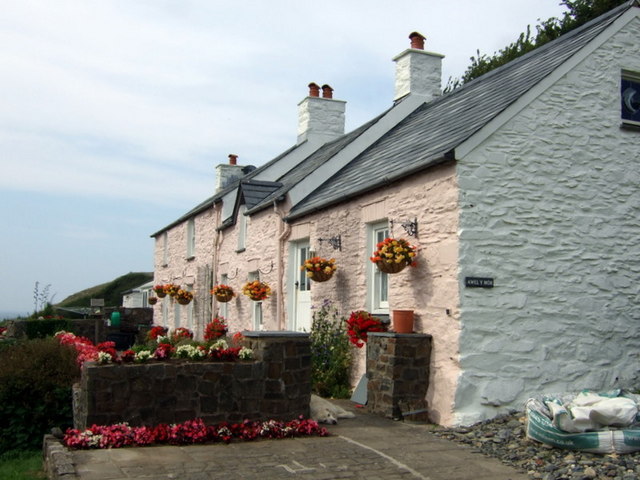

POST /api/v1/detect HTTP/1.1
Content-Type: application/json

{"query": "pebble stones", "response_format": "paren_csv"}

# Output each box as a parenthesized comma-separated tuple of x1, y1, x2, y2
(431, 412, 640, 480)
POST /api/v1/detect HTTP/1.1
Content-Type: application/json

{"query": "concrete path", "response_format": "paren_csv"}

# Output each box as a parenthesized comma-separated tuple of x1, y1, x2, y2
(46, 401, 528, 480)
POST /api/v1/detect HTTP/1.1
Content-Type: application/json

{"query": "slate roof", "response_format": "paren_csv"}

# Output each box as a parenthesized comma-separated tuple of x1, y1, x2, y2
(239, 180, 283, 210)
(286, 2, 631, 220)
(152, 2, 634, 236)
(245, 114, 386, 214)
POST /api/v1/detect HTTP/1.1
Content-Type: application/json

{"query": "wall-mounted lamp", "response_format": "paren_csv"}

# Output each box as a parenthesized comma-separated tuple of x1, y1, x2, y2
(390, 218, 418, 237)
(318, 234, 342, 251)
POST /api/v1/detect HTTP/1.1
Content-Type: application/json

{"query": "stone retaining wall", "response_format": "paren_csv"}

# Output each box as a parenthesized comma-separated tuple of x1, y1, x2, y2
(73, 331, 311, 429)
(366, 332, 432, 421)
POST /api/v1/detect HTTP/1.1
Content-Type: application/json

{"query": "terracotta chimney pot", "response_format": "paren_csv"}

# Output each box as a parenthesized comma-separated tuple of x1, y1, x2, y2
(321, 84, 334, 99)
(228, 154, 238, 165)
(308, 82, 320, 97)
(409, 31, 425, 50)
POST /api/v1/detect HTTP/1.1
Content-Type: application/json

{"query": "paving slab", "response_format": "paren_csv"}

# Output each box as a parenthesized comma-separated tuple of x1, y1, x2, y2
(45, 400, 528, 480)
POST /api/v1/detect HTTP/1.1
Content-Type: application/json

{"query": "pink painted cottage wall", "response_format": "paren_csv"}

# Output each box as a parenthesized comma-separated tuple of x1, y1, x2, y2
(152, 207, 216, 337)
(287, 162, 461, 425)
(212, 206, 282, 332)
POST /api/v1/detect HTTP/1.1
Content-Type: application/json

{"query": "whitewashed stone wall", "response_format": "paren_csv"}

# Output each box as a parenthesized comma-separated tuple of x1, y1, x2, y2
(152, 207, 217, 337)
(289, 163, 461, 425)
(455, 19, 640, 425)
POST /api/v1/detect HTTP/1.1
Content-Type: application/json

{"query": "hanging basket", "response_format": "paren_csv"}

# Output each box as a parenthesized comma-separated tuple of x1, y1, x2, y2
(310, 270, 334, 282)
(248, 294, 265, 301)
(375, 260, 408, 274)
(215, 292, 234, 303)
(176, 298, 191, 305)
(155, 291, 167, 298)
(148, 297, 158, 305)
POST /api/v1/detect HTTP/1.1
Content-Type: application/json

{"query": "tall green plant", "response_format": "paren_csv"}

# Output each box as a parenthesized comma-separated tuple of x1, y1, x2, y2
(0, 338, 79, 454)
(310, 300, 352, 399)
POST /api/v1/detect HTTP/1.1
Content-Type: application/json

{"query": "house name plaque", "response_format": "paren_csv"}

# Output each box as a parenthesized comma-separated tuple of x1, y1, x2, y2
(465, 277, 494, 288)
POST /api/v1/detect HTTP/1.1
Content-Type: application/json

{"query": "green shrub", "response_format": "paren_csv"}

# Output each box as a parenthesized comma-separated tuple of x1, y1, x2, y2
(25, 318, 70, 339)
(310, 300, 352, 399)
(0, 338, 80, 454)
(0, 450, 44, 479)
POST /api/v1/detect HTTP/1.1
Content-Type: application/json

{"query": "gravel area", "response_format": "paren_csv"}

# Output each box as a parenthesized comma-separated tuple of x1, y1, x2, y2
(431, 412, 640, 480)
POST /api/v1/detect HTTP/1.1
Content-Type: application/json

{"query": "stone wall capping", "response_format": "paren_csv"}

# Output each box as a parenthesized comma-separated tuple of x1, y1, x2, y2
(368, 332, 432, 339)
(243, 330, 310, 338)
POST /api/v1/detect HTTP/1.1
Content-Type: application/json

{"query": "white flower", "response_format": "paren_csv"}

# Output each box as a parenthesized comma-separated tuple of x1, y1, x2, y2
(238, 347, 254, 360)
(97, 351, 112, 364)
(210, 339, 228, 352)
(175, 344, 195, 358)
(135, 350, 152, 362)
(175, 344, 206, 360)
(157, 335, 170, 344)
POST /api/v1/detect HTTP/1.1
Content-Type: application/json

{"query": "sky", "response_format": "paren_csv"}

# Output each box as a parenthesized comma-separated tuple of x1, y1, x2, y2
(0, 0, 569, 317)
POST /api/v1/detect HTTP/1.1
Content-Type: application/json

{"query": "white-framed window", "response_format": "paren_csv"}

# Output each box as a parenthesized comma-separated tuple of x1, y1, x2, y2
(186, 219, 196, 258)
(248, 271, 262, 330)
(162, 232, 168, 266)
(219, 273, 229, 319)
(368, 221, 390, 314)
(237, 205, 247, 252)
(174, 302, 181, 328)
(621, 70, 640, 126)
(162, 298, 169, 328)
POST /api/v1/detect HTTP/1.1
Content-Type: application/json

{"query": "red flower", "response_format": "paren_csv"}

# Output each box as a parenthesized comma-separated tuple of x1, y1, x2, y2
(346, 311, 387, 348)
(147, 326, 168, 341)
(120, 350, 136, 363)
(204, 317, 228, 341)
(170, 327, 194, 343)
(153, 343, 174, 360)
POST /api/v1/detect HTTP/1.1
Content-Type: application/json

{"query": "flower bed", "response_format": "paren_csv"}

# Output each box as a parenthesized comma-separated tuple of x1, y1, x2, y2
(72, 331, 313, 430)
(63, 416, 327, 450)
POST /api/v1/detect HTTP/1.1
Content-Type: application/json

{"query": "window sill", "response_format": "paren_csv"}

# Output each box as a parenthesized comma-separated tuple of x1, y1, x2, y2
(621, 121, 640, 132)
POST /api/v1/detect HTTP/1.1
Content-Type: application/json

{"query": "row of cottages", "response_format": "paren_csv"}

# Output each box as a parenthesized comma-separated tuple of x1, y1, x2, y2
(151, 2, 640, 426)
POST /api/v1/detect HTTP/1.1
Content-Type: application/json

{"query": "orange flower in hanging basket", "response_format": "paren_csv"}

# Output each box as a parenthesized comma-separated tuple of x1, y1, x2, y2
(153, 285, 167, 298)
(242, 280, 271, 301)
(375, 260, 408, 274)
(164, 284, 181, 297)
(174, 289, 193, 305)
(301, 256, 337, 282)
(210, 284, 235, 303)
(370, 238, 417, 274)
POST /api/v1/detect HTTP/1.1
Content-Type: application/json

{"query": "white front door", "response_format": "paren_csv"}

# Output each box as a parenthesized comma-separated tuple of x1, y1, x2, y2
(292, 242, 312, 332)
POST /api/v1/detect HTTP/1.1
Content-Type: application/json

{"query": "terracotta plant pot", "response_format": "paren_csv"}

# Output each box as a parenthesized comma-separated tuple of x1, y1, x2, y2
(392, 309, 414, 333)
(376, 260, 407, 274)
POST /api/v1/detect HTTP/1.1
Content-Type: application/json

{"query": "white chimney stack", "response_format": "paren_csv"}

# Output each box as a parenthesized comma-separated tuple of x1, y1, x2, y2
(297, 82, 346, 145)
(215, 154, 245, 192)
(393, 32, 444, 102)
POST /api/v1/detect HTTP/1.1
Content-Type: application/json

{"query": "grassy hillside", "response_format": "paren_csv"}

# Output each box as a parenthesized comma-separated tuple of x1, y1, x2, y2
(56, 272, 153, 308)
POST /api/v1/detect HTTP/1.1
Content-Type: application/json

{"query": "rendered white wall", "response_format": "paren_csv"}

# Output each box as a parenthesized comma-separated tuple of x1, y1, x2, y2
(454, 18, 640, 425)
